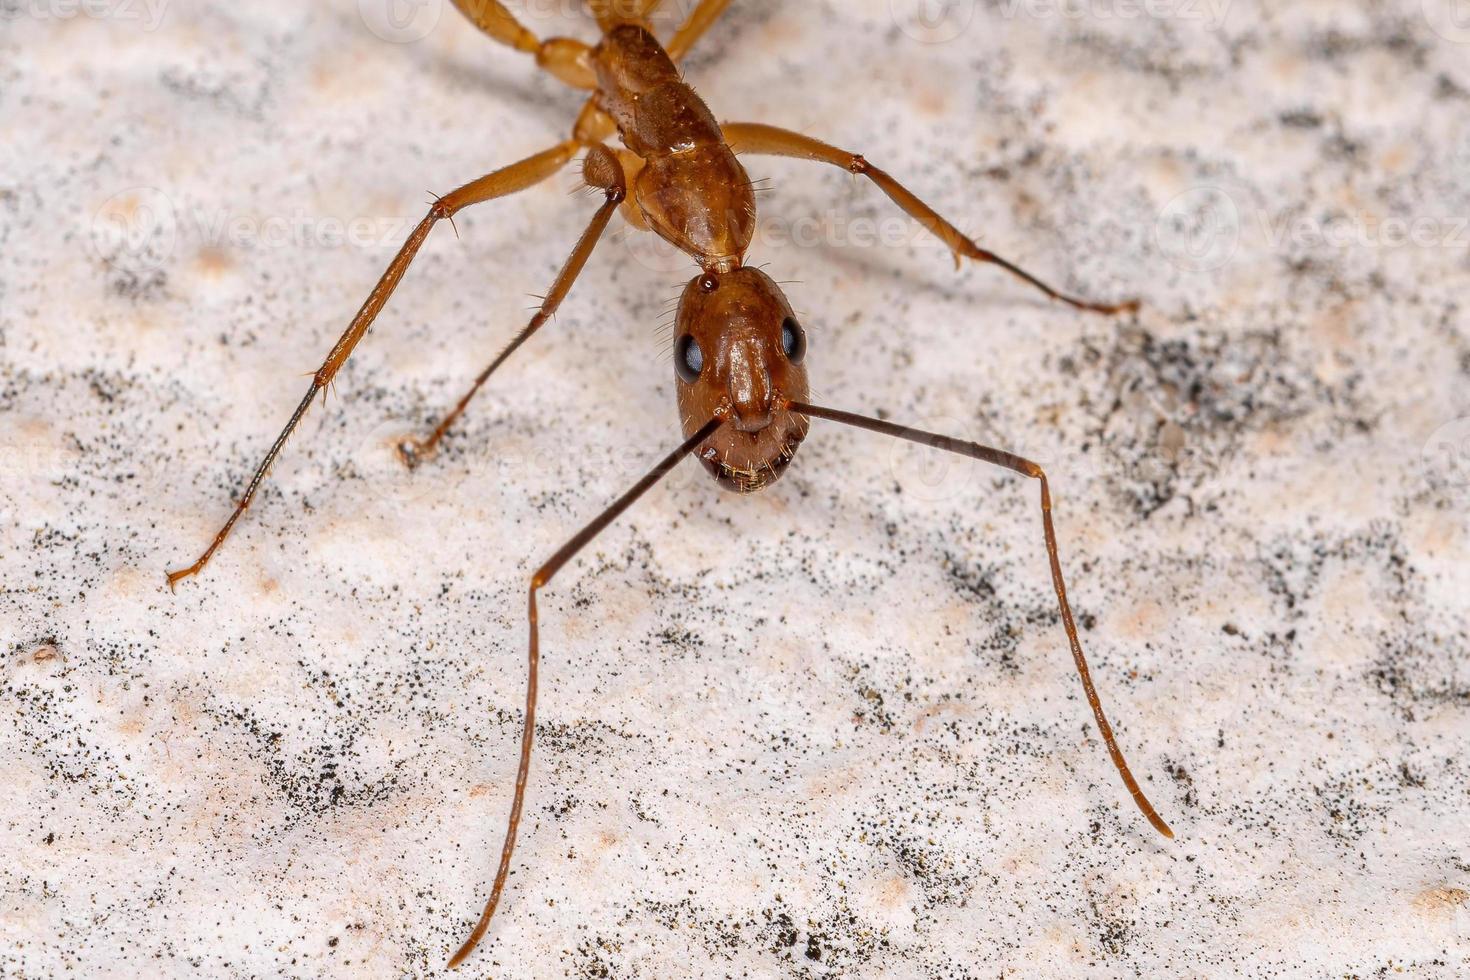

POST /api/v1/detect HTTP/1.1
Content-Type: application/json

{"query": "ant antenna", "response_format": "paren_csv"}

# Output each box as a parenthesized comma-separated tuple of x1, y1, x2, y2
(448, 416, 725, 968)
(790, 401, 1173, 839)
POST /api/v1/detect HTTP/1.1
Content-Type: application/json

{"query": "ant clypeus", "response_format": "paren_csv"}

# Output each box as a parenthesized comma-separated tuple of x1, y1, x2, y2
(166, 0, 1173, 967)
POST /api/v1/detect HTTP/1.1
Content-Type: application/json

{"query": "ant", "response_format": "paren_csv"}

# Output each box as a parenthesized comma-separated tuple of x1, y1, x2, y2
(166, 0, 1173, 968)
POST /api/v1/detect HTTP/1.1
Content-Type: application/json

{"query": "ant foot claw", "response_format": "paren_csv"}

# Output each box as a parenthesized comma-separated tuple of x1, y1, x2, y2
(397, 439, 428, 470)
(165, 567, 195, 593)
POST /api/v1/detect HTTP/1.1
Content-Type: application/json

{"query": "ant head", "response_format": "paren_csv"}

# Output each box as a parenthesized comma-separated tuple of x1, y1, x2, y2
(673, 266, 811, 493)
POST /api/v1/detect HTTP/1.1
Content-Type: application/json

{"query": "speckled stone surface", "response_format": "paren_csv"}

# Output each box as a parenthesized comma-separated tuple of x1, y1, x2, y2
(3, 1, 1469, 977)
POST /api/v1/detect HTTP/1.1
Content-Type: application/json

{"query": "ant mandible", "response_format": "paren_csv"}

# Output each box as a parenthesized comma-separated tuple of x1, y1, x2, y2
(165, 1, 1173, 967)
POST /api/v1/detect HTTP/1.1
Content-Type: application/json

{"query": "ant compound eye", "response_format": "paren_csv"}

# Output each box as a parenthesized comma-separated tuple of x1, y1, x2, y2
(780, 317, 807, 364)
(675, 334, 704, 383)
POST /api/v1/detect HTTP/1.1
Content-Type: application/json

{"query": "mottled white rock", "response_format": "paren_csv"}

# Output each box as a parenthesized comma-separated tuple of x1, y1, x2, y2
(2, 1, 1468, 977)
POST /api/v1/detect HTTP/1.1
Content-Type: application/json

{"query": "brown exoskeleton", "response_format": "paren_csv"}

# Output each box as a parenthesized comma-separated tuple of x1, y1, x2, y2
(165, 2, 1172, 967)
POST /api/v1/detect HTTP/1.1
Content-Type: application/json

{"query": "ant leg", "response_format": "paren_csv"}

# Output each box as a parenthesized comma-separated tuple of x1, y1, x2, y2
(401, 146, 628, 466)
(789, 400, 1174, 839)
(723, 122, 1139, 315)
(450, 0, 598, 89)
(447, 415, 723, 970)
(573, 98, 618, 144)
(165, 140, 582, 590)
(666, 0, 734, 60)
